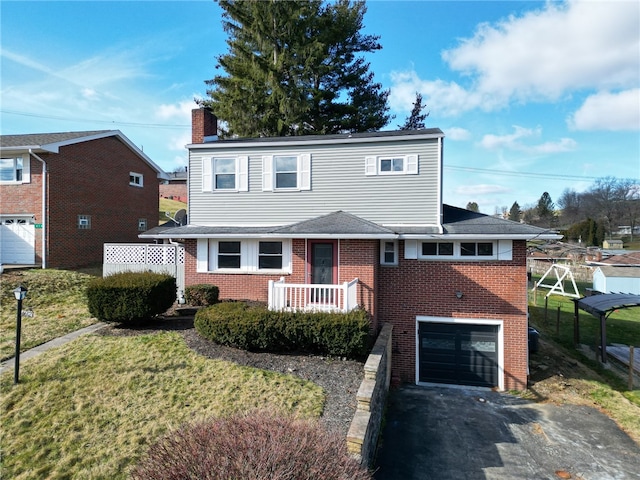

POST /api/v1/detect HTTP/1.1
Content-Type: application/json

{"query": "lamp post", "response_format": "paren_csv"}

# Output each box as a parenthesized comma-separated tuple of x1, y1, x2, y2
(13, 285, 28, 385)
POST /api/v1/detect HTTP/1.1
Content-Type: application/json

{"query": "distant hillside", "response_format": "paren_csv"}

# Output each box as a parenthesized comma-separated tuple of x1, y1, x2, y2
(160, 198, 187, 225)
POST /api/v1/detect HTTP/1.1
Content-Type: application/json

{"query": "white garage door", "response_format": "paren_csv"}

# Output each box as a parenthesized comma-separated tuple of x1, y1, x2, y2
(0, 218, 35, 264)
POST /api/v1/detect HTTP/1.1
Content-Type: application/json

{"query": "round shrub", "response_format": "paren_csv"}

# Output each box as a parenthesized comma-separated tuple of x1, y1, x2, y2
(86, 271, 176, 324)
(131, 410, 372, 480)
(184, 283, 219, 306)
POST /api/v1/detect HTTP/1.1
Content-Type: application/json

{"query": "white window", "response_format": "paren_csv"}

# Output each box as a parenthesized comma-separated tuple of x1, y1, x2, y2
(202, 156, 248, 192)
(1, 155, 30, 184)
(365, 155, 418, 176)
(420, 241, 496, 260)
(138, 218, 147, 231)
(380, 240, 398, 266)
(129, 172, 143, 187)
(78, 215, 91, 230)
(262, 154, 311, 191)
(197, 239, 291, 273)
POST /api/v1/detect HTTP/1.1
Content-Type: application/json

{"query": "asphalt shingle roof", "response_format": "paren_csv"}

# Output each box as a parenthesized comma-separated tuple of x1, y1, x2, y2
(0, 131, 113, 148)
(141, 205, 557, 239)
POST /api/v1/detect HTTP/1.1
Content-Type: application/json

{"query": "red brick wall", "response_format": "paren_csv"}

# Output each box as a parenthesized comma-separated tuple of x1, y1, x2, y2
(378, 240, 529, 390)
(184, 238, 378, 321)
(0, 136, 160, 268)
(192, 108, 218, 144)
(159, 183, 187, 203)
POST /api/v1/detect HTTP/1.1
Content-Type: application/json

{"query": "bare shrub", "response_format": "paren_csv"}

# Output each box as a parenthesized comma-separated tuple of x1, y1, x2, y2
(131, 410, 371, 480)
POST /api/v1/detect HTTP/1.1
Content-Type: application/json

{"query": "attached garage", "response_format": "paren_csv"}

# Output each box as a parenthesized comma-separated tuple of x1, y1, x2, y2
(417, 317, 504, 389)
(0, 216, 35, 264)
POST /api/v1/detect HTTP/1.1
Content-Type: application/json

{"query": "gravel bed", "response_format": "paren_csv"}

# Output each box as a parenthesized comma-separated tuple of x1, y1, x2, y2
(97, 316, 364, 436)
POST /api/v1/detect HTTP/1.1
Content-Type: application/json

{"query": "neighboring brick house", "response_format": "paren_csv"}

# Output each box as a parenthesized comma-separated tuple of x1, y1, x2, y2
(0, 131, 168, 268)
(160, 170, 188, 203)
(141, 108, 560, 390)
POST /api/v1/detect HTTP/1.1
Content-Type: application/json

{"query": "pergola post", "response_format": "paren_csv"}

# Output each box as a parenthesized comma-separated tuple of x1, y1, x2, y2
(573, 299, 580, 345)
(600, 313, 607, 363)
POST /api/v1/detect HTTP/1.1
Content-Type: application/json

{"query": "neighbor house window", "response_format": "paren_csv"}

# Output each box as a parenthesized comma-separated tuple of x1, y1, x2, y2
(129, 172, 143, 187)
(202, 156, 248, 192)
(1, 156, 29, 183)
(78, 215, 91, 230)
(138, 218, 147, 231)
(262, 154, 311, 191)
(217, 241, 241, 269)
(258, 241, 283, 269)
(365, 155, 418, 176)
(380, 240, 398, 265)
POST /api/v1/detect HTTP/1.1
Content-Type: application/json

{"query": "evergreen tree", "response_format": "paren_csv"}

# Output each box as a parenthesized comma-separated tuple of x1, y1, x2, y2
(508, 201, 521, 222)
(202, 0, 391, 137)
(536, 192, 555, 227)
(466, 202, 479, 212)
(398, 92, 429, 130)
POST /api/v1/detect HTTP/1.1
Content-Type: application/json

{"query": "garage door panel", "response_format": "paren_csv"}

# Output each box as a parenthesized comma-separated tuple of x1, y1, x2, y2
(419, 322, 499, 388)
(0, 220, 35, 264)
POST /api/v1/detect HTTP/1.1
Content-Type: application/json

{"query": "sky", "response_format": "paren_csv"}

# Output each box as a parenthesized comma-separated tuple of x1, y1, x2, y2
(1, 0, 639, 215)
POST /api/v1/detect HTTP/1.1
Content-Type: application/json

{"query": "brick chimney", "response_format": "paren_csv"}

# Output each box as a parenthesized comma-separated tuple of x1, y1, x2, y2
(192, 108, 218, 144)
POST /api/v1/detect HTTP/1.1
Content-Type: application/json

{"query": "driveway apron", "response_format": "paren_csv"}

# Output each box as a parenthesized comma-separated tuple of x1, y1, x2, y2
(374, 385, 640, 480)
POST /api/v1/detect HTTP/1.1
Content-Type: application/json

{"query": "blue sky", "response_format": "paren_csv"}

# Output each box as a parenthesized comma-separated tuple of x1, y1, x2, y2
(1, 0, 638, 214)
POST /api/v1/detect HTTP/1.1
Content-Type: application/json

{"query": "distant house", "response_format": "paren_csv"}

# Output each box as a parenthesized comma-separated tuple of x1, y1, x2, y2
(603, 239, 624, 249)
(141, 108, 560, 391)
(593, 266, 640, 295)
(0, 131, 168, 268)
(160, 169, 188, 203)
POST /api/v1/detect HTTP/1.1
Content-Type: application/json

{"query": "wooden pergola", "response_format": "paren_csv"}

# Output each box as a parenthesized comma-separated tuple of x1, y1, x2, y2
(573, 293, 640, 363)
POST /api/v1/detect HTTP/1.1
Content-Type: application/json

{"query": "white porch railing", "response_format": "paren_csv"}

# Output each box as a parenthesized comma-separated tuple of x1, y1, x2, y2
(268, 277, 359, 313)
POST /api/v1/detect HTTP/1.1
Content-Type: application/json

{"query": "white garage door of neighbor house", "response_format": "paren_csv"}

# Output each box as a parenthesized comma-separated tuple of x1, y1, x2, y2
(0, 218, 35, 265)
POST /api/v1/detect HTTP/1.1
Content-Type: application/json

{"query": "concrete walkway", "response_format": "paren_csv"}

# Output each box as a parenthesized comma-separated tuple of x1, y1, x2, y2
(0, 323, 106, 375)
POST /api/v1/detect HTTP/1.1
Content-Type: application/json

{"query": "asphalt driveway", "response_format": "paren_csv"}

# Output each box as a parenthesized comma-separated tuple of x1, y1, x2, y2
(374, 385, 640, 480)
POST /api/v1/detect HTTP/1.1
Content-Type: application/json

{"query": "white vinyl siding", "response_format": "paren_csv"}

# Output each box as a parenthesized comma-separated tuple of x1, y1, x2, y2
(188, 137, 441, 226)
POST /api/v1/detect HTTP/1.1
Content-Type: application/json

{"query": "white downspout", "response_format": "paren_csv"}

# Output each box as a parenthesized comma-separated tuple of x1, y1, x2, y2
(28, 149, 47, 269)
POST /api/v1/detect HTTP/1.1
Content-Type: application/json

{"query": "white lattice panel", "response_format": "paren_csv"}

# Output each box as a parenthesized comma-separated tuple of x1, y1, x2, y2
(105, 245, 146, 264)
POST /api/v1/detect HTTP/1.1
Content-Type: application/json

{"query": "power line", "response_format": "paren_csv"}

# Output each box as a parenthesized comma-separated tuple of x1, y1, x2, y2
(445, 165, 601, 181)
(1, 109, 190, 129)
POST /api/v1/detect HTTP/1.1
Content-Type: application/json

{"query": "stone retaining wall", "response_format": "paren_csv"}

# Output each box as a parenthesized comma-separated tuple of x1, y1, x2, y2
(346, 323, 392, 467)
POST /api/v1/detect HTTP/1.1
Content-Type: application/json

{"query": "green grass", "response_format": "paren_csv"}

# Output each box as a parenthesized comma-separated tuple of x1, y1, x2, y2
(1, 332, 324, 480)
(529, 276, 639, 349)
(159, 197, 187, 224)
(0, 269, 98, 360)
(528, 275, 640, 435)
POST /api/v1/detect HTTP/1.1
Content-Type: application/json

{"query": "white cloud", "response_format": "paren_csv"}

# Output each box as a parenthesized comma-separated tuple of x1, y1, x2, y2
(390, 1, 639, 116)
(445, 127, 471, 141)
(156, 99, 198, 122)
(479, 125, 576, 153)
(454, 184, 511, 196)
(443, 0, 639, 101)
(569, 89, 640, 131)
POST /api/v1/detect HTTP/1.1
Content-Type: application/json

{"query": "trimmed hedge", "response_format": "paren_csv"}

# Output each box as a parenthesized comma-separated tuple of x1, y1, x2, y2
(194, 302, 371, 358)
(131, 410, 372, 480)
(86, 272, 176, 324)
(184, 284, 219, 306)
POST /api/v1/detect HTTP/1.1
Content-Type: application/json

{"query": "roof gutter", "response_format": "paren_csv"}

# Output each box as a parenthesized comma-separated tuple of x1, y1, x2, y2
(28, 149, 47, 269)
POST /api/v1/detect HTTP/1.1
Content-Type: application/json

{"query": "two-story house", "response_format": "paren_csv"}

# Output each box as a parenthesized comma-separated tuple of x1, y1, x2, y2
(142, 108, 560, 390)
(0, 130, 168, 268)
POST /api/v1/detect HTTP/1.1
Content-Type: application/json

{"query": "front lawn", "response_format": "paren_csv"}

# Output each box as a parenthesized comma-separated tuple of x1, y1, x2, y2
(0, 269, 98, 360)
(1, 332, 324, 479)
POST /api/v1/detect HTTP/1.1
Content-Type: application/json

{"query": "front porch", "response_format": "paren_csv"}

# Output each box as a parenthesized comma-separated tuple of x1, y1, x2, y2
(268, 277, 359, 313)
